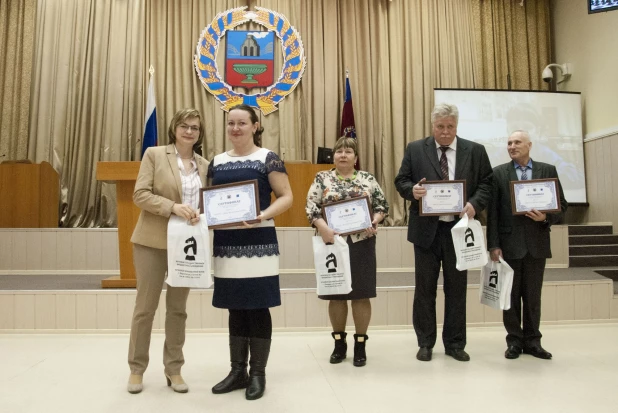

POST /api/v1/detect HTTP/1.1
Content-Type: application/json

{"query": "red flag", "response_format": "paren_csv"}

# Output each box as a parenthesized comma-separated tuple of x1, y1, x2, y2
(340, 75, 359, 169)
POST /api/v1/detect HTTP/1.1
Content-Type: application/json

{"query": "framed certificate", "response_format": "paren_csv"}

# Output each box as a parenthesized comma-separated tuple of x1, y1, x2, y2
(510, 178, 561, 215)
(322, 196, 373, 236)
(200, 180, 261, 229)
(419, 180, 466, 216)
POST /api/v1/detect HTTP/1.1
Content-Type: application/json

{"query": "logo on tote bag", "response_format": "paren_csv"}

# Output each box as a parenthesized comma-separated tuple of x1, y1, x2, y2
(464, 228, 475, 247)
(325, 253, 338, 273)
(184, 237, 197, 261)
(489, 270, 498, 289)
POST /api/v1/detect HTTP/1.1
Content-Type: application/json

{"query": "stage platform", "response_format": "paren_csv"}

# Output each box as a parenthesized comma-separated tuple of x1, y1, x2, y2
(1, 226, 617, 332)
(1, 268, 616, 333)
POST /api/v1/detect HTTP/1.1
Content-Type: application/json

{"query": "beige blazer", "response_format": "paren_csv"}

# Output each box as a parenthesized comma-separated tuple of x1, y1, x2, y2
(130, 144, 208, 249)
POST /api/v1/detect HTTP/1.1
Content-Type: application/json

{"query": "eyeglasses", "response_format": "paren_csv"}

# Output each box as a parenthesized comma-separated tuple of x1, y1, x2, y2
(179, 124, 200, 133)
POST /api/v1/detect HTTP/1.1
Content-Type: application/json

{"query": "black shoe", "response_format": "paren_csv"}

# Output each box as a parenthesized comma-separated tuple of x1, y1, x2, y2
(246, 337, 271, 400)
(523, 345, 552, 360)
(416, 347, 432, 362)
(445, 348, 470, 362)
(212, 336, 250, 394)
(330, 332, 347, 364)
(353, 334, 368, 367)
(504, 345, 522, 359)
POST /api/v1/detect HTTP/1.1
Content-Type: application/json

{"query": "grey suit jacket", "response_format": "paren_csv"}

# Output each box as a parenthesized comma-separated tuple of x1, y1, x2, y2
(130, 144, 208, 249)
(486, 160, 568, 260)
(394, 136, 493, 249)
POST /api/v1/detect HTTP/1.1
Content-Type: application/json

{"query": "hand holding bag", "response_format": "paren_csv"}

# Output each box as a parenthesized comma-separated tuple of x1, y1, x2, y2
(166, 215, 213, 288)
(312, 235, 352, 296)
(451, 214, 488, 271)
(479, 256, 514, 310)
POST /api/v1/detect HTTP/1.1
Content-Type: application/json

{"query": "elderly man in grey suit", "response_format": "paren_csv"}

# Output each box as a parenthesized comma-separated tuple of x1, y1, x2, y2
(487, 130, 568, 360)
(395, 103, 493, 362)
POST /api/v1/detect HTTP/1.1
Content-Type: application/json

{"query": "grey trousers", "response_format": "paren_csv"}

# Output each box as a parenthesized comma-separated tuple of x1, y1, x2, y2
(128, 244, 190, 375)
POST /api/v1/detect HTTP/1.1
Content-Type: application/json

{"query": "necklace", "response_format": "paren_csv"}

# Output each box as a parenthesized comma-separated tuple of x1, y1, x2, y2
(336, 169, 357, 181)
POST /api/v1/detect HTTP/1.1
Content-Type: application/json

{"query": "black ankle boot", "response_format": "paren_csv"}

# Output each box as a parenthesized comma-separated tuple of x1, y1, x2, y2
(246, 337, 271, 400)
(353, 334, 368, 367)
(212, 336, 250, 394)
(330, 332, 347, 364)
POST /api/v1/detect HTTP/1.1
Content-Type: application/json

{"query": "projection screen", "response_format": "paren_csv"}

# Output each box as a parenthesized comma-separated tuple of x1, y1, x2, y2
(434, 89, 586, 204)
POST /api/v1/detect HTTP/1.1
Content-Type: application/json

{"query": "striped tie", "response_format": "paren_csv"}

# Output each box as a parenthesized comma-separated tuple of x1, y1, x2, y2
(519, 166, 528, 180)
(440, 146, 449, 180)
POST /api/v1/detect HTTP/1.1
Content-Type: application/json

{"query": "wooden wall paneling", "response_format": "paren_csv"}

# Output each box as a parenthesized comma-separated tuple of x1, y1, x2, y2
(14, 294, 35, 329)
(0, 230, 11, 270)
(35, 294, 56, 329)
(0, 294, 15, 329)
(26, 231, 43, 270)
(11, 231, 27, 270)
(540, 284, 557, 321)
(56, 294, 77, 330)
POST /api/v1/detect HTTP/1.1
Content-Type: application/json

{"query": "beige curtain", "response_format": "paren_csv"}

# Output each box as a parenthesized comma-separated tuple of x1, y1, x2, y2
(23, 0, 551, 227)
(28, 0, 144, 226)
(363, 0, 480, 224)
(0, 0, 35, 161)
(471, 0, 551, 90)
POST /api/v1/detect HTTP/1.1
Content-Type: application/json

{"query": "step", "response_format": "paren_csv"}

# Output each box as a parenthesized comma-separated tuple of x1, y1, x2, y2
(569, 234, 618, 246)
(569, 245, 618, 256)
(594, 269, 618, 281)
(568, 224, 613, 236)
(569, 255, 618, 267)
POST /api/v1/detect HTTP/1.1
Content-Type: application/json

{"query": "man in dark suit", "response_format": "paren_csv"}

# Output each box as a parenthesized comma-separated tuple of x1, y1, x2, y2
(487, 130, 568, 360)
(395, 103, 493, 362)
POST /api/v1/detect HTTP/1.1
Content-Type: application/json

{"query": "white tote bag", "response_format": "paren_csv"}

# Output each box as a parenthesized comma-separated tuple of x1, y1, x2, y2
(166, 215, 213, 289)
(450, 214, 488, 271)
(312, 235, 352, 296)
(479, 257, 514, 310)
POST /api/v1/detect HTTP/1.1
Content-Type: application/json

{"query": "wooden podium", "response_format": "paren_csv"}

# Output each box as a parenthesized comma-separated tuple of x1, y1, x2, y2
(96, 162, 141, 288)
(0, 161, 59, 228)
(272, 163, 332, 227)
(96, 161, 332, 288)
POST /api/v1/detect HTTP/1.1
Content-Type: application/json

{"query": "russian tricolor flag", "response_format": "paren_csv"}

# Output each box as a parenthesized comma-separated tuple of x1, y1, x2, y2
(141, 74, 157, 158)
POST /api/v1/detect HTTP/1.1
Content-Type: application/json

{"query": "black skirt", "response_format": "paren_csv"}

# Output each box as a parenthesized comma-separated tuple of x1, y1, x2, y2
(319, 235, 377, 301)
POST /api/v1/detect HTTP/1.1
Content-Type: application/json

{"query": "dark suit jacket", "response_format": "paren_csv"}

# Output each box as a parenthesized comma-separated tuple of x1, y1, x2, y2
(486, 160, 568, 260)
(394, 136, 493, 249)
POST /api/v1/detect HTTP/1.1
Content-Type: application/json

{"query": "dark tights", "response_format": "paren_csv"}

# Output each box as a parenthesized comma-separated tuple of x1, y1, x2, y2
(228, 308, 272, 339)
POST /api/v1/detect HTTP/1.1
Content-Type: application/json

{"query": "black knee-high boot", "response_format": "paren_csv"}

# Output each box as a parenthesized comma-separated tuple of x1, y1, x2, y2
(353, 334, 368, 367)
(212, 336, 250, 394)
(245, 337, 271, 400)
(330, 332, 347, 364)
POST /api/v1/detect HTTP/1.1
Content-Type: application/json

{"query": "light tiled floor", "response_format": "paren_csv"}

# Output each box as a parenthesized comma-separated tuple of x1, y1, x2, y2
(1, 324, 618, 413)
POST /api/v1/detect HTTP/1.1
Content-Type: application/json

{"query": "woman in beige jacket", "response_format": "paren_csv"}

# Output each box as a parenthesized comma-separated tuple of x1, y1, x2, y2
(127, 108, 208, 394)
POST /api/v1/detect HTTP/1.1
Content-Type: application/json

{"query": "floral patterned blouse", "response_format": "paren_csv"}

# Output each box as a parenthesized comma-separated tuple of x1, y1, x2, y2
(305, 168, 389, 243)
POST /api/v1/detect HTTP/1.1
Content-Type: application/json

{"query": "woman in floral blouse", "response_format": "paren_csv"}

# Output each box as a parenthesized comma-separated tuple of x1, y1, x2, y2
(305, 136, 389, 367)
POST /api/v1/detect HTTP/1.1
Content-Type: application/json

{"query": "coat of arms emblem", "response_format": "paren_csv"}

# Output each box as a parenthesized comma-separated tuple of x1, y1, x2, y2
(194, 7, 306, 115)
(225, 31, 275, 89)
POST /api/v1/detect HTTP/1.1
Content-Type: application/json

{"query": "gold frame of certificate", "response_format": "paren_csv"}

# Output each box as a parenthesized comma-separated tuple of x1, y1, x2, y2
(419, 180, 467, 216)
(510, 178, 561, 215)
(321, 196, 374, 236)
(200, 179, 261, 229)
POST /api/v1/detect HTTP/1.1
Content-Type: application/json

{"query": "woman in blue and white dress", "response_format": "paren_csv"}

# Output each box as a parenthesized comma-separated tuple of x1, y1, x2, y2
(209, 104, 292, 401)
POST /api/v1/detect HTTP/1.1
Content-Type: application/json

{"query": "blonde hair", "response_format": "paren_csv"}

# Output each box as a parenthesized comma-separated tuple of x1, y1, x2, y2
(167, 108, 204, 151)
(333, 136, 358, 156)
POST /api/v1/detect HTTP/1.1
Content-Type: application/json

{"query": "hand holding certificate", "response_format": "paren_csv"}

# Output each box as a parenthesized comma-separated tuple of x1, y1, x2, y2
(322, 196, 373, 236)
(200, 180, 261, 228)
(510, 178, 561, 215)
(419, 180, 467, 216)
